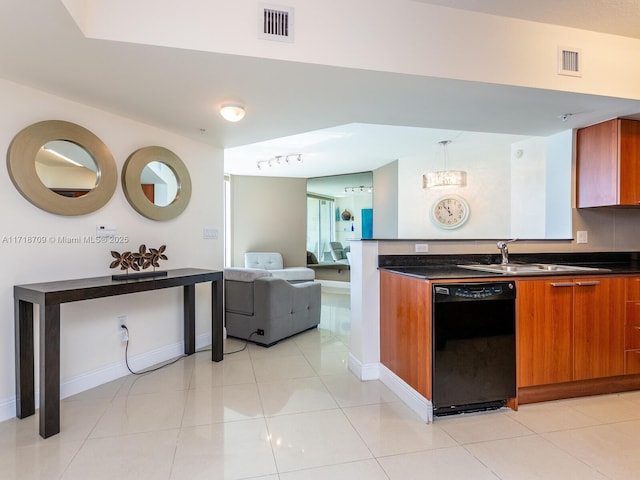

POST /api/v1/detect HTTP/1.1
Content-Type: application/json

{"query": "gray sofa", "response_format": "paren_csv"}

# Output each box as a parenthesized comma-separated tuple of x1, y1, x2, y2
(224, 267, 321, 346)
(244, 252, 315, 283)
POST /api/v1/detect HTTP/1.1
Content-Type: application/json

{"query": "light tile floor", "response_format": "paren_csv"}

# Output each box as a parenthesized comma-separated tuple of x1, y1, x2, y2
(2, 285, 640, 479)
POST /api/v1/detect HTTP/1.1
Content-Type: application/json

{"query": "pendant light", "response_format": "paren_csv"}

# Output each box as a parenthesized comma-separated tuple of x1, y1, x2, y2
(423, 140, 467, 188)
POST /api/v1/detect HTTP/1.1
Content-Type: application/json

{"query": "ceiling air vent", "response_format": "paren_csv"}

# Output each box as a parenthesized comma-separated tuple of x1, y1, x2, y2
(558, 47, 582, 77)
(260, 5, 294, 42)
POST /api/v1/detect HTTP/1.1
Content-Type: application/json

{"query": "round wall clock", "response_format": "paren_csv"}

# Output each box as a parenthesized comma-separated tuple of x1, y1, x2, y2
(431, 195, 470, 229)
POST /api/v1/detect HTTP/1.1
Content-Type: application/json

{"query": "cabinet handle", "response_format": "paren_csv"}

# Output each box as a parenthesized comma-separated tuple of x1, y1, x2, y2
(576, 281, 600, 287)
(550, 282, 575, 287)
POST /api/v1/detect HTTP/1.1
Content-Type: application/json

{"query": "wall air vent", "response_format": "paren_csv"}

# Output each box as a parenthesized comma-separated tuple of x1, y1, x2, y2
(558, 47, 582, 77)
(260, 5, 294, 42)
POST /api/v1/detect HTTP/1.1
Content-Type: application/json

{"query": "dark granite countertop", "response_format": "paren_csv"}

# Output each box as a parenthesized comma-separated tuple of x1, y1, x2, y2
(378, 252, 640, 280)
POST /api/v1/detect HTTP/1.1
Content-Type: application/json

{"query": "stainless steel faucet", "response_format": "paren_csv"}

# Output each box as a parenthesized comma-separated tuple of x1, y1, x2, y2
(497, 239, 518, 265)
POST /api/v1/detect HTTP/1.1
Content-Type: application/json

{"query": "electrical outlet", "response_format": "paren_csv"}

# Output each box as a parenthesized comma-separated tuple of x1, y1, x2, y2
(117, 315, 126, 329)
(121, 328, 129, 342)
(415, 243, 429, 253)
(257, 329, 265, 336)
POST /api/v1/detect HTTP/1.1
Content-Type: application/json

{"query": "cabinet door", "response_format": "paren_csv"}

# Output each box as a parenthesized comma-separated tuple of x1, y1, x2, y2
(379, 270, 432, 399)
(619, 119, 640, 206)
(573, 277, 625, 380)
(577, 118, 640, 207)
(576, 118, 619, 208)
(625, 276, 640, 374)
(517, 279, 573, 387)
(627, 276, 640, 301)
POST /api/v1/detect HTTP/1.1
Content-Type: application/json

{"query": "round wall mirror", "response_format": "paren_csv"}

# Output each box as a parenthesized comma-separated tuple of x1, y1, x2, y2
(122, 146, 191, 221)
(35, 140, 99, 198)
(140, 161, 179, 207)
(6, 120, 117, 215)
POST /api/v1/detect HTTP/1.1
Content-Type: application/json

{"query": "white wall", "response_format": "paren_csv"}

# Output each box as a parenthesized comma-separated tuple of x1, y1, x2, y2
(546, 130, 573, 238)
(229, 175, 307, 267)
(0, 78, 224, 420)
(510, 137, 547, 238)
(397, 134, 515, 239)
(393, 132, 573, 239)
(373, 160, 398, 239)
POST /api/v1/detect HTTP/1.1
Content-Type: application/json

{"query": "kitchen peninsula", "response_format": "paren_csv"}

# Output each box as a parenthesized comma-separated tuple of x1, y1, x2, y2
(377, 251, 640, 418)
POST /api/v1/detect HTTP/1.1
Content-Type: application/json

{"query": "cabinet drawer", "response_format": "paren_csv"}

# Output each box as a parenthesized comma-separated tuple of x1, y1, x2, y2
(626, 350, 640, 375)
(627, 302, 640, 326)
(628, 278, 640, 301)
(626, 324, 640, 349)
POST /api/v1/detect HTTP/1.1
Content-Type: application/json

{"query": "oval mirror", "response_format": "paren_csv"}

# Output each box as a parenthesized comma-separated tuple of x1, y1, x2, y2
(6, 120, 117, 215)
(35, 140, 99, 197)
(122, 146, 191, 221)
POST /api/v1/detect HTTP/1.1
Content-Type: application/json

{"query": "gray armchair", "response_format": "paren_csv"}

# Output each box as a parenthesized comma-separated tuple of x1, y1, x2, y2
(224, 267, 321, 346)
(328, 242, 350, 264)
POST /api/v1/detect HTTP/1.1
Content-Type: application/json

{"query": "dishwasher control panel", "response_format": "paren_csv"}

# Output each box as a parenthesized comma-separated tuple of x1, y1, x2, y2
(434, 282, 516, 301)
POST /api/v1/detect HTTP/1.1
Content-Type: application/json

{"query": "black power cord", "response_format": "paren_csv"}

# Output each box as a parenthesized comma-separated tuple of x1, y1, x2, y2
(224, 330, 259, 355)
(196, 330, 260, 355)
(121, 325, 186, 376)
(120, 325, 260, 375)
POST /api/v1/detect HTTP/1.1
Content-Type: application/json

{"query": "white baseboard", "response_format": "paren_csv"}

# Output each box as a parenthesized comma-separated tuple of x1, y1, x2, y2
(379, 363, 433, 423)
(0, 396, 16, 424)
(0, 332, 212, 424)
(347, 353, 379, 381)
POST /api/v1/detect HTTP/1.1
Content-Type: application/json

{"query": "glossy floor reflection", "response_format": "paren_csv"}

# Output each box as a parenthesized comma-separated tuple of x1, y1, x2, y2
(2, 284, 640, 479)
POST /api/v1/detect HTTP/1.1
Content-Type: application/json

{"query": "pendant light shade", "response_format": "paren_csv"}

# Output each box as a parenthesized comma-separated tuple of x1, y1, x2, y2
(423, 140, 467, 188)
(424, 170, 467, 188)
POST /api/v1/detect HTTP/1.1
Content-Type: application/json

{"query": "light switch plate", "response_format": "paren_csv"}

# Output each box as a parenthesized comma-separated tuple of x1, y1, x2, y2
(576, 230, 588, 244)
(203, 228, 218, 240)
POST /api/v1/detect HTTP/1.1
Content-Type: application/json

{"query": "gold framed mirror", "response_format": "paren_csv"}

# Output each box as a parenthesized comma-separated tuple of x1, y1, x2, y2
(6, 120, 117, 215)
(121, 146, 191, 221)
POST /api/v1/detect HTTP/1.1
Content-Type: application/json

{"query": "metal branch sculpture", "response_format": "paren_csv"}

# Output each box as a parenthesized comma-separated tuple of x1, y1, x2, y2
(110, 245, 168, 279)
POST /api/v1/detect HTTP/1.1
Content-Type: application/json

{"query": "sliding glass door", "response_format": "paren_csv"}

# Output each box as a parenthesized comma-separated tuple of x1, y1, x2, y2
(307, 195, 335, 262)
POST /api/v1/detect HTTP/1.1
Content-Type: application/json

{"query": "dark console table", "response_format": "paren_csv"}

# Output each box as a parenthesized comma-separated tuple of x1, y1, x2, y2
(14, 268, 223, 438)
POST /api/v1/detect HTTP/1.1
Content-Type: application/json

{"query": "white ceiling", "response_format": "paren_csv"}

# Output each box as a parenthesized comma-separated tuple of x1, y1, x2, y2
(413, 0, 640, 39)
(2, 0, 640, 185)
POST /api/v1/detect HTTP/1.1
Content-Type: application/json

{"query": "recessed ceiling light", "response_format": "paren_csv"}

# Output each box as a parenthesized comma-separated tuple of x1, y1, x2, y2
(220, 104, 246, 122)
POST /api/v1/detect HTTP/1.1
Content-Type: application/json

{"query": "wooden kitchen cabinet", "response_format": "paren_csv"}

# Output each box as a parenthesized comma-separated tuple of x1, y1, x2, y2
(379, 270, 432, 399)
(517, 277, 625, 387)
(517, 279, 573, 387)
(573, 277, 625, 380)
(625, 276, 640, 374)
(576, 118, 640, 208)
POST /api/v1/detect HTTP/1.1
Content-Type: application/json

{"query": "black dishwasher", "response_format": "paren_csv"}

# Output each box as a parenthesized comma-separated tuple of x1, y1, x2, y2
(432, 282, 516, 416)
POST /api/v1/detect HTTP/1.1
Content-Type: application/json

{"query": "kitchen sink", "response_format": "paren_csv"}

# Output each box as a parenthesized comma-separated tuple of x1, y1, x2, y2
(457, 263, 611, 275)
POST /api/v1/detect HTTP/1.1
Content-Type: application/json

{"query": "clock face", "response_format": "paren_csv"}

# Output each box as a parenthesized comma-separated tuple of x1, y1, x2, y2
(431, 195, 470, 229)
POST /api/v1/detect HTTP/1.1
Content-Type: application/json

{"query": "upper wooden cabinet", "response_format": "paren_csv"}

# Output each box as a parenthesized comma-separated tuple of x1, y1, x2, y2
(576, 118, 640, 208)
